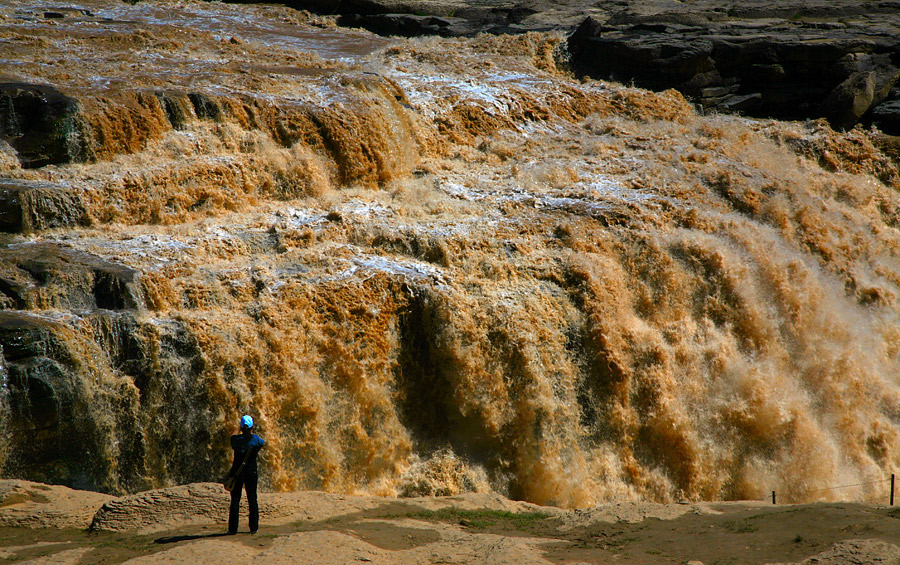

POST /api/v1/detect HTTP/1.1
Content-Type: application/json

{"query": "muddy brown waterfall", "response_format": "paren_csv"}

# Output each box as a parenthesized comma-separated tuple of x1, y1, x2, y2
(2, 0, 900, 508)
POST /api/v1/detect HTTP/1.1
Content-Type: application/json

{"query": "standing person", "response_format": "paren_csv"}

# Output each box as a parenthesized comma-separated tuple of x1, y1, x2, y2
(227, 414, 265, 534)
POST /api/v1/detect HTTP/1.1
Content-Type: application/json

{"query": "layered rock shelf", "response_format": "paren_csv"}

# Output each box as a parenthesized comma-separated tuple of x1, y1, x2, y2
(568, 10, 900, 131)
(274, 0, 900, 130)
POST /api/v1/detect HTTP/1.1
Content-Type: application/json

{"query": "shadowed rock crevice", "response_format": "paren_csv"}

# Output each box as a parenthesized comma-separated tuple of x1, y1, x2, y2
(154, 92, 194, 131)
(394, 289, 452, 448)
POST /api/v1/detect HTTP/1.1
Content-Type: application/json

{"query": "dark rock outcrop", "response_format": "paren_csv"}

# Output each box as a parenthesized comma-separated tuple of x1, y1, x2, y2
(0, 243, 141, 312)
(0, 179, 90, 234)
(0, 84, 179, 168)
(335, 2, 541, 36)
(0, 311, 143, 492)
(872, 89, 900, 133)
(230, 0, 554, 36)
(0, 308, 214, 494)
(567, 14, 900, 131)
(338, 13, 472, 37)
(0, 83, 85, 168)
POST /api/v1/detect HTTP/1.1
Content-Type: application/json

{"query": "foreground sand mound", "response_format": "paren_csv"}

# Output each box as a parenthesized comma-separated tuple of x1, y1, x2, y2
(0, 480, 113, 529)
(556, 499, 731, 529)
(781, 539, 900, 564)
(90, 483, 235, 533)
(90, 482, 379, 533)
(89, 482, 560, 534)
(128, 527, 559, 565)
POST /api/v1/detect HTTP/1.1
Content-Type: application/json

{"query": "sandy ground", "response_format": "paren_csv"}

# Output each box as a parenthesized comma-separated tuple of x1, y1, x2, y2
(2, 480, 900, 564)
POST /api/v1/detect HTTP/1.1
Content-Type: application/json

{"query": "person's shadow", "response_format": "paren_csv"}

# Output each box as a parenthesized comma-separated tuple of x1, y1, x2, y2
(154, 532, 231, 544)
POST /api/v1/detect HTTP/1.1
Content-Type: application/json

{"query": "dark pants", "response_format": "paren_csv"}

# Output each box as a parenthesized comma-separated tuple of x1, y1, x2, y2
(228, 473, 258, 534)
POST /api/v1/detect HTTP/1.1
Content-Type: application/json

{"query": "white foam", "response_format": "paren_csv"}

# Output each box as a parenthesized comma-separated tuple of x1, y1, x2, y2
(353, 255, 448, 285)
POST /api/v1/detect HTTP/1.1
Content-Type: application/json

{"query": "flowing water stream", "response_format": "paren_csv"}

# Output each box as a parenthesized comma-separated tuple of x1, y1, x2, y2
(1, 0, 900, 508)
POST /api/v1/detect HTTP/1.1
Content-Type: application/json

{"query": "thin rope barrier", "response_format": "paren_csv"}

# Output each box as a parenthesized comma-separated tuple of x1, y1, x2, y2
(784, 478, 890, 497)
(770, 475, 895, 505)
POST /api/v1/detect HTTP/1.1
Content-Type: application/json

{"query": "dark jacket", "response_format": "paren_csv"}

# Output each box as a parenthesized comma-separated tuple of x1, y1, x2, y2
(230, 433, 265, 477)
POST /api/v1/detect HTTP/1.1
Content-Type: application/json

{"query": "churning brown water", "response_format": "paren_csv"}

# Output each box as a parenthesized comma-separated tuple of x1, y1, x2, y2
(2, 0, 900, 508)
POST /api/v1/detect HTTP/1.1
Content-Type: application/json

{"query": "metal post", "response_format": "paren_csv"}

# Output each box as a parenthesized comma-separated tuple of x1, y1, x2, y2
(891, 474, 895, 506)
(772, 490, 776, 505)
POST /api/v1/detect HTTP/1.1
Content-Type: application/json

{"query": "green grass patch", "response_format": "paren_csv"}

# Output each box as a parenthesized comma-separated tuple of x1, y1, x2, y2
(292, 507, 553, 536)
(403, 508, 552, 531)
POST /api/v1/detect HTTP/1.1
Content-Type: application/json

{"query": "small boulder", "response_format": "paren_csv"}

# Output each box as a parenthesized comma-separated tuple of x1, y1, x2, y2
(819, 71, 877, 130)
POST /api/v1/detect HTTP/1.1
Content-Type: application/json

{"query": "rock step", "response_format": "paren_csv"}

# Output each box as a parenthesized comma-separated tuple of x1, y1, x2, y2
(0, 83, 81, 168)
(0, 242, 142, 311)
(0, 73, 419, 191)
(0, 179, 90, 234)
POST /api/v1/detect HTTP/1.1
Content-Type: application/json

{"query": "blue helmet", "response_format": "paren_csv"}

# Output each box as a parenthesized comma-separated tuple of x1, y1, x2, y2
(240, 415, 253, 429)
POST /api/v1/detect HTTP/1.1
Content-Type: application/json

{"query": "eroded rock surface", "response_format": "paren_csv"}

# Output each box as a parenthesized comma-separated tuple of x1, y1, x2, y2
(283, 0, 900, 129)
(0, 83, 83, 168)
(0, 179, 90, 234)
(567, 9, 900, 130)
(0, 479, 112, 528)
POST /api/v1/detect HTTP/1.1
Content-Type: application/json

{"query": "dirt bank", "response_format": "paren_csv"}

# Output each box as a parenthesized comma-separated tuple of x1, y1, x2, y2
(2, 480, 900, 563)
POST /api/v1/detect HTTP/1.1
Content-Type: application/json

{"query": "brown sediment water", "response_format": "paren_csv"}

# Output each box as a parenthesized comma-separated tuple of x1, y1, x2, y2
(1, 0, 900, 508)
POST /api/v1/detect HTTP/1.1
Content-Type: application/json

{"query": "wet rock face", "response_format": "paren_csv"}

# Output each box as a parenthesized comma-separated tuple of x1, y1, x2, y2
(0, 308, 218, 494)
(0, 236, 226, 493)
(0, 84, 174, 168)
(0, 243, 149, 491)
(0, 242, 149, 493)
(0, 243, 141, 311)
(0, 83, 83, 168)
(873, 95, 900, 132)
(0, 312, 134, 491)
(567, 14, 900, 131)
(0, 179, 90, 234)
